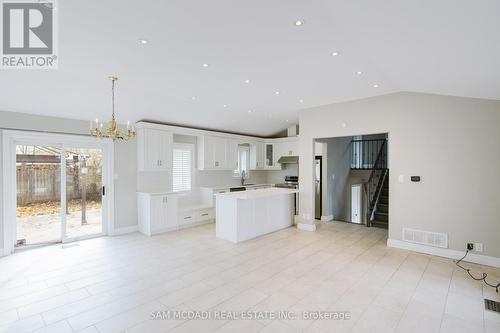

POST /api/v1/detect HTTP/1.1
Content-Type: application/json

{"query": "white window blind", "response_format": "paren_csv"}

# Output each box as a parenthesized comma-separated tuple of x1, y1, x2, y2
(173, 144, 193, 192)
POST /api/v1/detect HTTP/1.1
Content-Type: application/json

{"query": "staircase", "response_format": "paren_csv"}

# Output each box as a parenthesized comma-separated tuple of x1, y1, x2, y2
(371, 175, 389, 229)
(351, 138, 389, 229)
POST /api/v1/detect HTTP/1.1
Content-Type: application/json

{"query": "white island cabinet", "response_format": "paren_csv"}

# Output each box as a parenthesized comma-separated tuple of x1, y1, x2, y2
(215, 188, 298, 243)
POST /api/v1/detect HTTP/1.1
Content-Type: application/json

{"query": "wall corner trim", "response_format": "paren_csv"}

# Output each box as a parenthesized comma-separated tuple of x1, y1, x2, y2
(320, 215, 333, 222)
(109, 225, 138, 236)
(387, 238, 500, 268)
(297, 223, 316, 232)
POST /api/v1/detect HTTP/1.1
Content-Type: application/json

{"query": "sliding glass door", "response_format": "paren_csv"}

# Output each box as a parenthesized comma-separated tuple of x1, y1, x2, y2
(65, 147, 104, 240)
(12, 136, 110, 248)
(16, 145, 63, 246)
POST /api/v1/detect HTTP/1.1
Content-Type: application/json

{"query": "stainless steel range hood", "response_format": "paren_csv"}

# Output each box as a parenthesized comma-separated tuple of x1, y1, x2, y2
(277, 156, 299, 164)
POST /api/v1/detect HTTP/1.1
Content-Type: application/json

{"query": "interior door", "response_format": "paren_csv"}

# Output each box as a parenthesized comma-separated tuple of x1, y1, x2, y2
(351, 184, 362, 223)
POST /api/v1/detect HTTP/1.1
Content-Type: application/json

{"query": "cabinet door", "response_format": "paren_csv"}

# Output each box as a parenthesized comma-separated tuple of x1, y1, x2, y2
(150, 195, 166, 232)
(250, 142, 264, 170)
(273, 142, 286, 162)
(214, 137, 227, 169)
(143, 129, 162, 171)
(265, 143, 274, 168)
(226, 139, 239, 170)
(159, 131, 173, 170)
(202, 136, 216, 169)
(288, 140, 299, 156)
(164, 195, 178, 229)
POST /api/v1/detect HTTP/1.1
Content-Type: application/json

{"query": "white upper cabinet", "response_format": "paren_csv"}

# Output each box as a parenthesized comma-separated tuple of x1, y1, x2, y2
(250, 141, 264, 170)
(264, 143, 279, 169)
(263, 138, 299, 169)
(226, 139, 239, 170)
(286, 140, 299, 156)
(198, 135, 230, 170)
(138, 128, 173, 171)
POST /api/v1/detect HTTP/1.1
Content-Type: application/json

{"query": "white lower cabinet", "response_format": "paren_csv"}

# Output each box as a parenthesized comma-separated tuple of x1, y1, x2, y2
(178, 206, 215, 229)
(138, 193, 178, 236)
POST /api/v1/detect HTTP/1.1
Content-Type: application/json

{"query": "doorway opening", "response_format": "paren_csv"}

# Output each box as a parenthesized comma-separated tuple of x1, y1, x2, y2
(314, 133, 389, 228)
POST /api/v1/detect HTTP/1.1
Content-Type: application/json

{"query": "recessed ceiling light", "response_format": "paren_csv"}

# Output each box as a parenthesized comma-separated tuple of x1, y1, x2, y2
(191, 96, 196, 100)
(223, 104, 227, 108)
(294, 20, 304, 26)
(138, 39, 149, 45)
(202, 63, 209, 68)
(286, 119, 289, 122)
(248, 110, 253, 113)
(275, 90, 280, 95)
(331, 51, 339, 56)
(299, 99, 304, 103)
(373, 84, 379, 88)
(356, 71, 363, 75)
(244, 79, 250, 84)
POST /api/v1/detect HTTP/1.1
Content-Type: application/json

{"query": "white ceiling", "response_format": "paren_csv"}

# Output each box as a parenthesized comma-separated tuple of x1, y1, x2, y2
(1, 0, 499, 137)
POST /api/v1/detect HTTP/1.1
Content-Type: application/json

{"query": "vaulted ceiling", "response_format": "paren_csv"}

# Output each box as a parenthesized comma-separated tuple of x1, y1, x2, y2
(1, 0, 499, 136)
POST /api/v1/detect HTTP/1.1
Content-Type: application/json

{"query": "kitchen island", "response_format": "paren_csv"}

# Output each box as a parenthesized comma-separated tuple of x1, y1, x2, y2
(215, 187, 298, 243)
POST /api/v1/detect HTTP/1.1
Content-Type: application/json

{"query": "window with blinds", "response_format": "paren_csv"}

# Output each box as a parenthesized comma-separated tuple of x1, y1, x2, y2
(173, 144, 193, 192)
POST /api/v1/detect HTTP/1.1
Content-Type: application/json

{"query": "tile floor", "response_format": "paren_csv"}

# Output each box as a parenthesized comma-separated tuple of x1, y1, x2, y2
(1, 221, 499, 333)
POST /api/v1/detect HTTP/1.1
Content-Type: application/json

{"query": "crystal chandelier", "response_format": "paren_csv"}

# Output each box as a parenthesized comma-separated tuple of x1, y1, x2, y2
(90, 76, 135, 141)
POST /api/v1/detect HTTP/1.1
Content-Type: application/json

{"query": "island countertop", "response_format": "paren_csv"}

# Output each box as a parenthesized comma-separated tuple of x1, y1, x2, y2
(214, 187, 298, 200)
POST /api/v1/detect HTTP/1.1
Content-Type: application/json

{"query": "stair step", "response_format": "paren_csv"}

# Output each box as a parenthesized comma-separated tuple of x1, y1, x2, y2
(371, 220, 388, 229)
(374, 212, 388, 222)
(377, 204, 388, 213)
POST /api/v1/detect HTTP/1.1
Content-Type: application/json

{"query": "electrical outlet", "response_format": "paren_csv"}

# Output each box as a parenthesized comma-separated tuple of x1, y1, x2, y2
(475, 243, 483, 252)
(467, 243, 474, 251)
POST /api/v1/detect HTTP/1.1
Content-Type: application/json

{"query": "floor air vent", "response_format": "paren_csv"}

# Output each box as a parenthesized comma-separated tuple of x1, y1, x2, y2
(402, 228, 448, 248)
(485, 299, 500, 313)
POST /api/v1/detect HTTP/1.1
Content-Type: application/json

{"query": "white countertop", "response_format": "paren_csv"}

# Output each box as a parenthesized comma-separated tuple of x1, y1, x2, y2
(137, 191, 177, 196)
(214, 187, 298, 200)
(201, 184, 274, 191)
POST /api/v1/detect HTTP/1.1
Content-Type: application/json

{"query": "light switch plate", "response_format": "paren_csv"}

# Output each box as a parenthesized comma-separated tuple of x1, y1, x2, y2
(475, 243, 483, 252)
(398, 175, 404, 183)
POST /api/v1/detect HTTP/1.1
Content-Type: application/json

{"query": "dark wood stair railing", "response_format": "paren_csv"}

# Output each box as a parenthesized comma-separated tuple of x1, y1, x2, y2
(365, 139, 388, 227)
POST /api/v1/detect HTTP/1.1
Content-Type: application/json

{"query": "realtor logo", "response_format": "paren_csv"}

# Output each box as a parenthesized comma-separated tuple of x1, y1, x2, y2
(1, 0, 58, 69)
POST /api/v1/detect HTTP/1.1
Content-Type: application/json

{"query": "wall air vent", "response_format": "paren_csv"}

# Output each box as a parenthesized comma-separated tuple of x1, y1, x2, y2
(402, 228, 448, 248)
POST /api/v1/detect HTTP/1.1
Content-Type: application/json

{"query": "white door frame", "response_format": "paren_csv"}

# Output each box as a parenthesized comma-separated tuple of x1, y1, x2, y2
(2, 130, 114, 255)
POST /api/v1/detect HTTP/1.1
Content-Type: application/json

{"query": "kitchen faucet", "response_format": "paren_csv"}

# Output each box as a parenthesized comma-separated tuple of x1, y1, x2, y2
(241, 170, 246, 185)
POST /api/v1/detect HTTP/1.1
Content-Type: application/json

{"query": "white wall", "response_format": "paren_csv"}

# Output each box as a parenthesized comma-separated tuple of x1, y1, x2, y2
(299, 92, 500, 258)
(0, 110, 138, 251)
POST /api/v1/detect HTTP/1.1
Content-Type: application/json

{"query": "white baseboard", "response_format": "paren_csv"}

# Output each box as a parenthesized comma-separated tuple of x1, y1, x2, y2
(110, 225, 138, 236)
(320, 215, 333, 222)
(298, 223, 316, 232)
(387, 239, 500, 268)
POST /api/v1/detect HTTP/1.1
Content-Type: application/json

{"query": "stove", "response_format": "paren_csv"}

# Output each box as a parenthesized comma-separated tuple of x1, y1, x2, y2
(274, 176, 299, 215)
(274, 176, 298, 189)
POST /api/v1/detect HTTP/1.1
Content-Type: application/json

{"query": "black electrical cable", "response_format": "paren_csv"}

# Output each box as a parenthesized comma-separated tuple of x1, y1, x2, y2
(455, 250, 500, 293)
